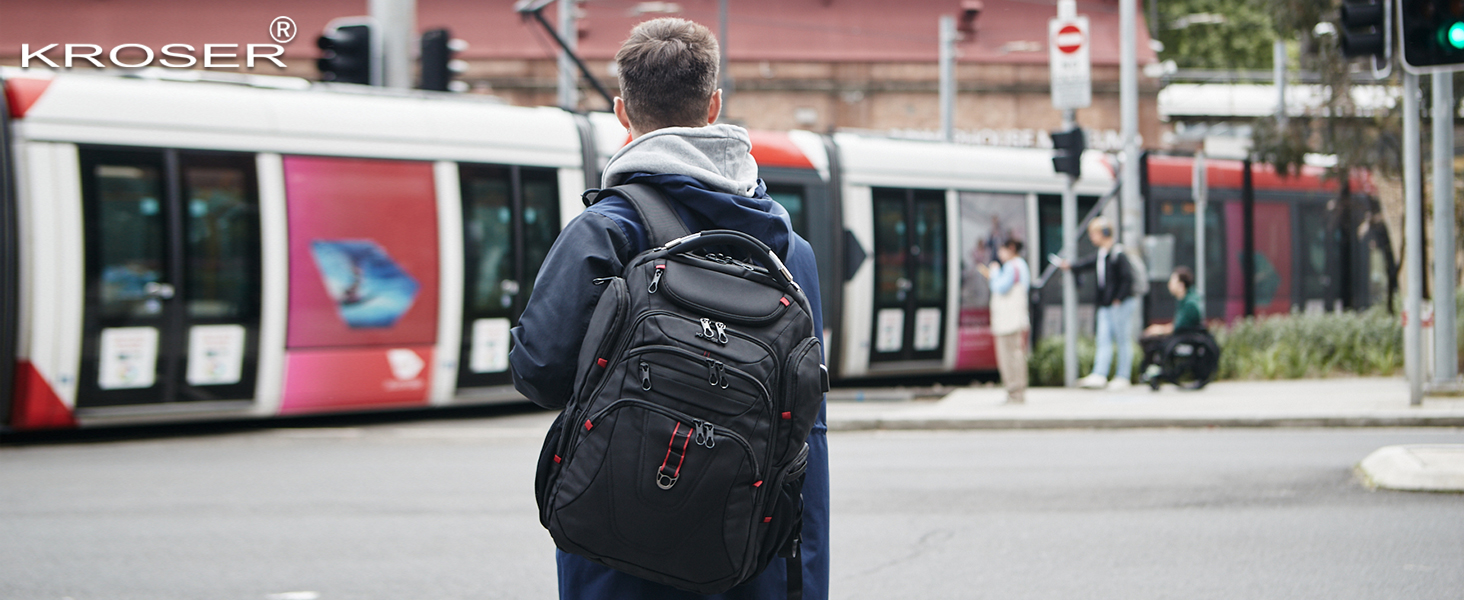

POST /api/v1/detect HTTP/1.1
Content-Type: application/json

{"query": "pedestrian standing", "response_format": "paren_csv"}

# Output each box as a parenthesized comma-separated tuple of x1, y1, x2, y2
(508, 18, 829, 600)
(978, 239, 1031, 403)
(1058, 216, 1137, 390)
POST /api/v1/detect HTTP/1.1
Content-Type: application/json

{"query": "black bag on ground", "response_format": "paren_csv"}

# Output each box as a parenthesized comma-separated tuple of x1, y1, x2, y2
(533, 183, 828, 596)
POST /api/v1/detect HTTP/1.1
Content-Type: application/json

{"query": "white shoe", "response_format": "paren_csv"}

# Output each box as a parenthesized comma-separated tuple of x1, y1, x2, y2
(1077, 374, 1108, 389)
(1106, 378, 1131, 391)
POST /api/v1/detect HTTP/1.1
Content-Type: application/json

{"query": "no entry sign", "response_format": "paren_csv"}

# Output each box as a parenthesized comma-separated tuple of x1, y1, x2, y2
(1049, 15, 1091, 110)
(1056, 24, 1083, 54)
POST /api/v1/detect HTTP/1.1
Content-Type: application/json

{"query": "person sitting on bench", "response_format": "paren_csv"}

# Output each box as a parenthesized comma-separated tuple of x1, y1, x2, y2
(1140, 266, 1203, 383)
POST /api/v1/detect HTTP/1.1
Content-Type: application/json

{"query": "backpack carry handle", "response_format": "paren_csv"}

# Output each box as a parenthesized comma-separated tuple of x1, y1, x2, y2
(663, 229, 801, 293)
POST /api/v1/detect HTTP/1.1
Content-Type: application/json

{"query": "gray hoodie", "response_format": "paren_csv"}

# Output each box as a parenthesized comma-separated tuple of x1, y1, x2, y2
(601, 123, 761, 197)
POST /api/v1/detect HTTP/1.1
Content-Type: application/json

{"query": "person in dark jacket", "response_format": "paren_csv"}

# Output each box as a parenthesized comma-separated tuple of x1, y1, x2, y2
(508, 18, 829, 600)
(1058, 216, 1137, 389)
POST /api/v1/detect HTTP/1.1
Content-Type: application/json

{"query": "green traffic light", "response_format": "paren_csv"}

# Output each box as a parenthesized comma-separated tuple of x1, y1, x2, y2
(1451, 22, 1464, 50)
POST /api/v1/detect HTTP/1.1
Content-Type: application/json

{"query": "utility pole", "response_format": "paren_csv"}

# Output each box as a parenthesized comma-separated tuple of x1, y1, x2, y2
(1119, 0, 1142, 257)
(369, 0, 414, 89)
(557, 0, 578, 110)
(1431, 71, 1458, 386)
(719, 0, 731, 113)
(939, 15, 957, 142)
(1404, 71, 1423, 406)
(1193, 151, 1207, 310)
(1274, 39, 1287, 126)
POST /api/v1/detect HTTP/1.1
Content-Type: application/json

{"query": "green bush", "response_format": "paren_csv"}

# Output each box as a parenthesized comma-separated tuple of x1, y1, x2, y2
(1029, 306, 1405, 386)
(1029, 335, 1141, 387)
(1212, 307, 1402, 380)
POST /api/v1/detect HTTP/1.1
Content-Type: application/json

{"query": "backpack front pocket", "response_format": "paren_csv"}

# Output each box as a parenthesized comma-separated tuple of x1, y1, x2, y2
(550, 399, 763, 588)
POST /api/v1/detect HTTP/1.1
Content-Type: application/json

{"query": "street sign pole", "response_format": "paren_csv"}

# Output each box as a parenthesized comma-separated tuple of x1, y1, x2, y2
(1061, 108, 1079, 386)
(1403, 71, 1423, 406)
(1050, 0, 1090, 386)
(1431, 72, 1457, 385)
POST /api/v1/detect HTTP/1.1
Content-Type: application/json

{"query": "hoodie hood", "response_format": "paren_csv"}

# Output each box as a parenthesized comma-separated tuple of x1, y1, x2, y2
(601, 124, 761, 197)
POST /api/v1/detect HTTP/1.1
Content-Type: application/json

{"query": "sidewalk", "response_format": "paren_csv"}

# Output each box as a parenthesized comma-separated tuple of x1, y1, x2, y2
(826, 377, 1464, 431)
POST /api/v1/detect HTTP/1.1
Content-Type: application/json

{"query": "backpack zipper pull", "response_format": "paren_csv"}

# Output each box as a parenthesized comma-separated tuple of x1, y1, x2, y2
(647, 264, 665, 293)
(640, 361, 652, 391)
(706, 358, 720, 387)
(701, 422, 716, 448)
(693, 418, 707, 446)
(714, 321, 729, 345)
(698, 318, 716, 341)
(717, 362, 729, 389)
(591, 277, 615, 285)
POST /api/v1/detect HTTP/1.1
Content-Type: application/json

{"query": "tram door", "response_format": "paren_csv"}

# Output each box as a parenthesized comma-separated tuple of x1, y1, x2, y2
(870, 187, 947, 364)
(456, 164, 560, 389)
(76, 148, 261, 408)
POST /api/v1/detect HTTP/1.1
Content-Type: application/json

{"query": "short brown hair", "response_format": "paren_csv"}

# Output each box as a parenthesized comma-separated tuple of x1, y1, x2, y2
(615, 18, 720, 131)
(1172, 266, 1194, 290)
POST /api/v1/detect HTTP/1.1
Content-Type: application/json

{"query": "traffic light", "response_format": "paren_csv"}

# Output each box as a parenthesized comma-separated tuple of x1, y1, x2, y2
(1051, 128, 1085, 179)
(317, 22, 375, 85)
(1340, 1, 1388, 58)
(419, 28, 470, 92)
(1400, 0, 1464, 72)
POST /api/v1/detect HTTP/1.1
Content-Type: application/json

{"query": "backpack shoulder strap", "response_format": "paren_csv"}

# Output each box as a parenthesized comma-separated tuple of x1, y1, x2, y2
(608, 183, 693, 247)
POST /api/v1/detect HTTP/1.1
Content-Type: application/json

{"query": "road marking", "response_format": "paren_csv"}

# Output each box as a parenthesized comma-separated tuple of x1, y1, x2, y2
(266, 592, 319, 600)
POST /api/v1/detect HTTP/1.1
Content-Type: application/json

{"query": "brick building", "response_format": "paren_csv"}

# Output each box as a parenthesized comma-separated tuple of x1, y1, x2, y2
(0, 0, 1160, 147)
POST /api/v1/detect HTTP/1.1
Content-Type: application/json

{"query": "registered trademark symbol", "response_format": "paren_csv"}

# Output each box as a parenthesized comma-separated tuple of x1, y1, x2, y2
(270, 16, 297, 44)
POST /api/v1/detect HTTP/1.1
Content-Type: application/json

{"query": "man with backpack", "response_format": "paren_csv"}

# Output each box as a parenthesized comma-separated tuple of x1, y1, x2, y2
(509, 17, 828, 600)
(1058, 216, 1139, 390)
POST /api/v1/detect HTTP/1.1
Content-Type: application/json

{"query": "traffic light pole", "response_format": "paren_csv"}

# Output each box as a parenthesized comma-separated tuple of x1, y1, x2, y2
(1404, 71, 1423, 406)
(1431, 71, 1458, 386)
(557, 0, 578, 110)
(1062, 109, 1079, 387)
(369, 0, 414, 89)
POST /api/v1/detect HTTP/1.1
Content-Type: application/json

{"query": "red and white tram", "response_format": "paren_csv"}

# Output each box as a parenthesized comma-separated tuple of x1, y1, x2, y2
(5, 70, 1367, 431)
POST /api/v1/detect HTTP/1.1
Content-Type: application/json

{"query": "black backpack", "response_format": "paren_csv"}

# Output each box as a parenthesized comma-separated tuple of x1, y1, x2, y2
(533, 183, 828, 597)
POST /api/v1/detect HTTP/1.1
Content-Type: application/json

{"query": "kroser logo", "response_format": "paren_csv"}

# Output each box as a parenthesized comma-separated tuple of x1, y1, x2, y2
(18, 17, 292, 70)
(18, 43, 287, 70)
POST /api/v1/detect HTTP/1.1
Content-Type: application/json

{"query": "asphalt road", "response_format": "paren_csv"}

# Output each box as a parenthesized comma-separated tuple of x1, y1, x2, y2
(1, 410, 1460, 600)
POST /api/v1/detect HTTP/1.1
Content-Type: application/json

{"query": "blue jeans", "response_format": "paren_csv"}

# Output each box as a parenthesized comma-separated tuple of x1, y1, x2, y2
(1092, 296, 1137, 379)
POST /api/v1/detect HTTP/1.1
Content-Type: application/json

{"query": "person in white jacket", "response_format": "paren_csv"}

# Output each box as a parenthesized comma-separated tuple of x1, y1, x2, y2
(977, 239, 1031, 404)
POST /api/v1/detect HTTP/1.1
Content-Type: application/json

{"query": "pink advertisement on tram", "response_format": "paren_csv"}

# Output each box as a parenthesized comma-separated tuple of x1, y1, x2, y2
(280, 156, 440, 411)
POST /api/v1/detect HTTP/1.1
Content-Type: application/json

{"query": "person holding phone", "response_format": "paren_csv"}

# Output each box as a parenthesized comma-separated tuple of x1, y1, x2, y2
(976, 239, 1031, 403)
(1056, 216, 1137, 390)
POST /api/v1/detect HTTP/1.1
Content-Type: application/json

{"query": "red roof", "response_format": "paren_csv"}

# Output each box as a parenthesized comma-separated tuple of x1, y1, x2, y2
(1, 0, 1155, 66)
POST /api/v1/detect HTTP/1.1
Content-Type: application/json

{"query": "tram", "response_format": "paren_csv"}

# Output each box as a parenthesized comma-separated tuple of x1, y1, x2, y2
(0, 71, 1371, 431)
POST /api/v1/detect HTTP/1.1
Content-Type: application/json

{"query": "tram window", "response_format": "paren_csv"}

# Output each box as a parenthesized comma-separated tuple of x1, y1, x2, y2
(461, 167, 514, 315)
(520, 168, 561, 302)
(93, 163, 167, 320)
(1037, 194, 1099, 266)
(766, 185, 807, 239)
(1154, 200, 1224, 314)
(1297, 203, 1330, 305)
(182, 159, 259, 319)
(912, 191, 946, 303)
(872, 189, 907, 306)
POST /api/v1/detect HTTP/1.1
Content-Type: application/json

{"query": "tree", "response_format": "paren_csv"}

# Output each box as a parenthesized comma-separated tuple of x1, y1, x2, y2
(1249, 0, 1396, 311)
(1151, 0, 1277, 70)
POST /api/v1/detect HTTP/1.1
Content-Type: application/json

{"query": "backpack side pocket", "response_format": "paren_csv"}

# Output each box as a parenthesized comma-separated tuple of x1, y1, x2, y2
(572, 277, 629, 403)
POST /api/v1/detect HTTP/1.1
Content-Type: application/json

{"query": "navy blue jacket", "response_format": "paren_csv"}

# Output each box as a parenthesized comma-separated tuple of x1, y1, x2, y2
(510, 172, 830, 600)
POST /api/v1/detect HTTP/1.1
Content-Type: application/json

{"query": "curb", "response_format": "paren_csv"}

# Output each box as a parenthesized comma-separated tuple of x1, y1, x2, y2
(1357, 445, 1464, 492)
